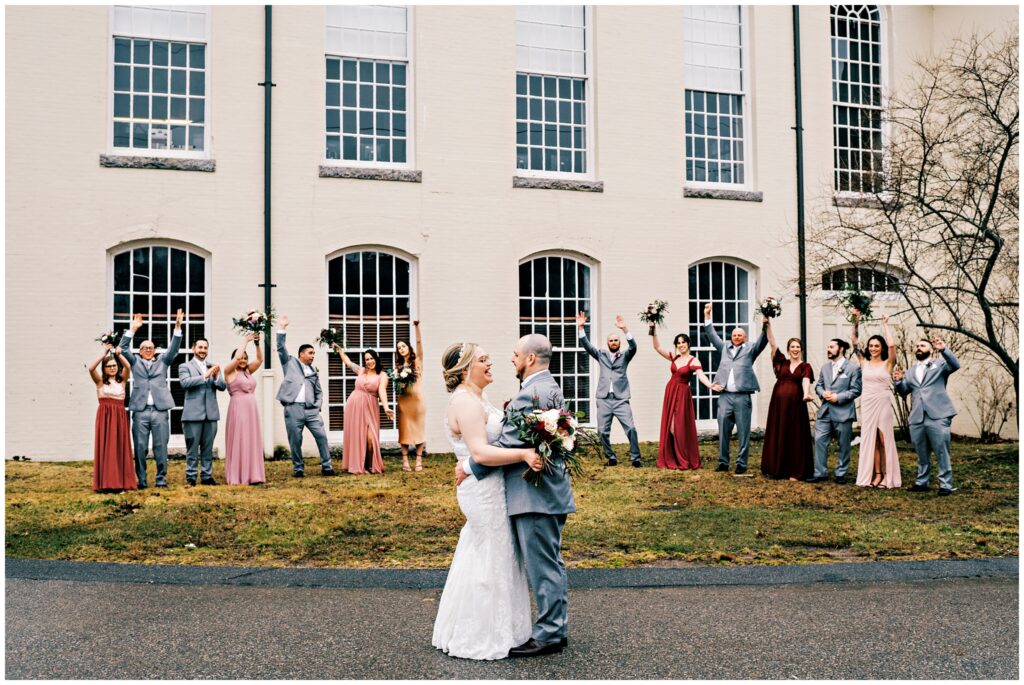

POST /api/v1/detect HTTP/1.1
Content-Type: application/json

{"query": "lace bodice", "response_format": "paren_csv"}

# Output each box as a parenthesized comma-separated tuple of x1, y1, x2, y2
(445, 388, 504, 462)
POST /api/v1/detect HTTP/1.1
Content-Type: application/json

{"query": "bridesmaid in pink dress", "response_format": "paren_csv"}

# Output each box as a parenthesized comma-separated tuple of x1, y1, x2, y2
(88, 345, 138, 492)
(851, 311, 902, 488)
(223, 333, 266, 485)
(333, 345, 395, 474)
(650, 331, 715, 469)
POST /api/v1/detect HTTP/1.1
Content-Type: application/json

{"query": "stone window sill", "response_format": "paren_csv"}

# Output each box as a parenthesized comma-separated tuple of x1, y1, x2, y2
(513, 176, 604, 193)
(683, 187, 763, 202)
(100, 154, 215, 172)
(319, 166, 422, 182)
(833, 193, 889, 209)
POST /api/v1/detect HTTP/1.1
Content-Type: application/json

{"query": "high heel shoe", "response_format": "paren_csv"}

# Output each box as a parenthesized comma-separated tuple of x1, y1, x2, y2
(402, 457, 412, 472)
(870, 472, 883, 488)
(415, 456, 423, 472)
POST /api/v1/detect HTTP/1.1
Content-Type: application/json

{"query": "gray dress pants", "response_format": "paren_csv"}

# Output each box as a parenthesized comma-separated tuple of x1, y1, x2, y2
(911, 416, 954, 490)
(812, 416, 853, 478)
(131, 406, 170, 487)
(183, 420, 218, 480)
(283, 403, 332, 473)
(596, 397, 641, 462)
(717, 392, 753, 469)
(511, 513, 569, 644)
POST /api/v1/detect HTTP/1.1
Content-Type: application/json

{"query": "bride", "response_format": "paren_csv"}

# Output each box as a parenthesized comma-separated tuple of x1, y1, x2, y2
(432, 342, 542, 660)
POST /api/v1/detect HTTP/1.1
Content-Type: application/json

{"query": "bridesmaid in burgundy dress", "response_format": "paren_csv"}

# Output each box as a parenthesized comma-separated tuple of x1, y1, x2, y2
(651, 331, 715, 469)
(223, 333, 266, 485)
(88, 344, 137, 492)
(760, 319, 815, 480)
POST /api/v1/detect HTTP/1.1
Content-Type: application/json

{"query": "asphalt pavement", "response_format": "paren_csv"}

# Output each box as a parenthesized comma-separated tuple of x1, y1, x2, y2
(5, 558, 1019, 679)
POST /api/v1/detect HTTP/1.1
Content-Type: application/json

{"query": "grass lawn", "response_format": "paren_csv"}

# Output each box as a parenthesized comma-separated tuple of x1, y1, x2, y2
(5, 440, 1017, 568)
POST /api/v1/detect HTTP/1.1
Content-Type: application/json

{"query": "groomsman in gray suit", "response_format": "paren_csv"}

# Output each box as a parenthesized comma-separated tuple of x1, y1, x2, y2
(807, 339, 863, 484)
(702, 303, 769, 474)
(894, 337, 960, 495)
(276, 315, 335, 477)
(576, 311, 641, 467)
(179, 338, 226, 486)
(119, 309, 185, 488)
(459, 334, 574, 657)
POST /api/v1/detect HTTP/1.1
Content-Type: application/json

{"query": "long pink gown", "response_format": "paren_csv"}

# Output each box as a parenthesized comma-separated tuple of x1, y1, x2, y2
(225, 370, 266, 485)
(855, 362, 902, 488)
(342, 370, 384, 474)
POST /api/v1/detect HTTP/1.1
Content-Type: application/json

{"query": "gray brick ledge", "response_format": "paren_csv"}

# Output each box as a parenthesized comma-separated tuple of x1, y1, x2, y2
(513, 176, 604, 193)
(99, 154, 215, 172)
(319, 166, 422, 183)
(833, 193, 888, 209)
(684, 187, 763, 202)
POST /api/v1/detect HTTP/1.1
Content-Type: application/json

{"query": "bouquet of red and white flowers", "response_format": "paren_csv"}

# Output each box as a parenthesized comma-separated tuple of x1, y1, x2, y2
(316, 327, 345, 348)
(639, 300, 669, 333)
(387, 364, 418, 395)
(507, 407, 592, 486)
(839, 286, 873, 322)
(232, 308, 274, 336)
(758, 296, 782, 318)
(96, 330, 123, 347)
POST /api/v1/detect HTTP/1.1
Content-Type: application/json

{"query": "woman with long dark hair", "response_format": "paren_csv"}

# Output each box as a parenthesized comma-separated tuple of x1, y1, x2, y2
(651, 330, 714, 469)
(334, 345, 394, 474)
(87, 344, 137, 492)
(851, 311, 901, 488)
(395, 320, 426, 471)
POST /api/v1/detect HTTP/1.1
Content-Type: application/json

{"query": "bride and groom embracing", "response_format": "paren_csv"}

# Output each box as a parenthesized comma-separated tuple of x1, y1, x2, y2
(432, 334, 575, 660)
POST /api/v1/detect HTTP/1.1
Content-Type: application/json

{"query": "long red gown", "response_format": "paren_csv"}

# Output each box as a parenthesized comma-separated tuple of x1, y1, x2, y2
(657, 356, 701, 470)
(760, 349, 815, 479)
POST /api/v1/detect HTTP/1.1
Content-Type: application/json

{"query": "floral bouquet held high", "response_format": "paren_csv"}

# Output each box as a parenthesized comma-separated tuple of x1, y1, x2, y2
(507, 407, 593, 486)
(758, 296, 782, 319)
(639, 300, 669, 335)
(839, 285, 873, 323)
(387, 365, 418, 395)
(232, 308, 274, 337)
(316, 327, 346, 349)
(96, 330, 123, 349)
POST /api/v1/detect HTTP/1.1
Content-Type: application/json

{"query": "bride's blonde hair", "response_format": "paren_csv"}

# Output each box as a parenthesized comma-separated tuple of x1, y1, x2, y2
(441, 342, 477, 393)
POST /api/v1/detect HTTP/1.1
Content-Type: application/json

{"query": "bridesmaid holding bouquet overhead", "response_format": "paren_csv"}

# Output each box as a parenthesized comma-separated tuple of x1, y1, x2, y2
(760, 319, 815, 480)
(651, 331, 715, 470)
(223, 333, 266, 485)
(87, 344, 137, 492)
(334, 344, 394, 474)
(395, 320, 426, 471)
(851, 311, 902, 488)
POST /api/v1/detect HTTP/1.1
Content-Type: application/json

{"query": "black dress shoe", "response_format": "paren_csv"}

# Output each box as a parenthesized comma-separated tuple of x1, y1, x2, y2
(907, 483, 929, 492)
(321, 468, 338, 477)
(293, 471, 305, 478)
(155, 483, 168, 488)
(833, 476, 848, 485)
(734, 466, 747, 475)
(508, 638, 564, 658)
(200, 477, 217, 486)
(715, 464, 729, 472)
(937, 487, 957, 496)
(605, 458, 618, 466)
(186, 478, 196, 487)
(138, 484, 148, 490)
(805, 476, 826, 483)
(631, 460, 642, 468)
(559, 637, 569, 647)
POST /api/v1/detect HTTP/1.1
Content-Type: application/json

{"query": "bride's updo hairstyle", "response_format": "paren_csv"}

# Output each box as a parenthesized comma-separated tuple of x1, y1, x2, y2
(441, 342, 477, 393)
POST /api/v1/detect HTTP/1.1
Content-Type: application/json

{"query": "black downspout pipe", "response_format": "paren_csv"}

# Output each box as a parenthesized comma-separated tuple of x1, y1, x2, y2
(259, 5, 276, 367)
(792, 5, 808, 360)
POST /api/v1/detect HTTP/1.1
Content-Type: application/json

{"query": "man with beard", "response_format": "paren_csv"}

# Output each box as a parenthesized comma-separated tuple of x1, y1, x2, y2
(893, 338, 960, 495)
(179, 337, 226, 486)
(807, 338, 862, 484)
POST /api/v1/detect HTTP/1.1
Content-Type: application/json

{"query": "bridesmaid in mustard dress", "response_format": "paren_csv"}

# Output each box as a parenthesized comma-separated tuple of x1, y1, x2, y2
(395, 320, 426, 471)
(333, 345, 394, 474)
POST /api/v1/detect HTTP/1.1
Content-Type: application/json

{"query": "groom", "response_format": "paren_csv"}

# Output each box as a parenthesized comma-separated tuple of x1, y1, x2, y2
(458, 334, 574, 657)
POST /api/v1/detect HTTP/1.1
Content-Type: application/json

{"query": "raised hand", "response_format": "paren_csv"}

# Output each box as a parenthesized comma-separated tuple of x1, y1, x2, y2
(576, 311, 587, 328)
(413, 320, 420, 327)
(851, 308, 861, 322)
(931, 338, 945, 352)
(881, 313, 889, 324)
(892, 368, 904, 382)
(131, 313, 144, 332)
(175, 308, 185, 328)
(615, 314, 627, 331)
(103, 342, 113, 353)
(280, 315, 289, 329)
(704, 303, 712, 320)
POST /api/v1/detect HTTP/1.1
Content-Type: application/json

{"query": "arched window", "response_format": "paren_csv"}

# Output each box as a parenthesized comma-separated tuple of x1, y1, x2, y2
(518, 254, 593, 422)
(688, 260, 752, 423)
(821, 265, 902, 293)
(831, 5, 884, 193)
(111, 244, 208, 436)
(326, 249, 414, 437)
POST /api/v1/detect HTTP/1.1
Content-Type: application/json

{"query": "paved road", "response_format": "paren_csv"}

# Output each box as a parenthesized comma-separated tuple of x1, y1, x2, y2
(6, 560, 1018, 679)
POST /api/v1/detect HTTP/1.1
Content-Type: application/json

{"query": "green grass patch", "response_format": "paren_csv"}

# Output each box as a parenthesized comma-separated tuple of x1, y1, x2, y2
(5, 440, 1017, 568)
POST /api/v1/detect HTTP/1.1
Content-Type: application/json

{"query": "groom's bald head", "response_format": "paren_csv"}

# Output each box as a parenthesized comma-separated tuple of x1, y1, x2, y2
(519, 334, 552, 367)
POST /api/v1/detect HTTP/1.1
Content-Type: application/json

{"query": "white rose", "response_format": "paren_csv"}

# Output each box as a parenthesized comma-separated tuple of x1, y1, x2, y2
(542, 416, 559, 434)
(562, 436, 575, 451)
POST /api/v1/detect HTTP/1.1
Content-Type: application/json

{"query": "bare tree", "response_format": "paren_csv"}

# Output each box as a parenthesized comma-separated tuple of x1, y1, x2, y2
(808, 30, 1019, 421)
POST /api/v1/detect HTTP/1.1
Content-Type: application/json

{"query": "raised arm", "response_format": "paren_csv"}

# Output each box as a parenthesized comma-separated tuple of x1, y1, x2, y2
(934, 339, 960, 375)
(119, 313, 142, 364)
(749, 319, 769, 359)
(618, 315, 638, 362)
(850, 309, 864, 360)
(413, 320, 424, 362)
(702, 303, 726, 353)
(249, 334, 264, 373)
(765, 318, 778, 359)
(158, 309, 185, 365)
(331, 343, 361, 374)
(576, 311, 600, 360)
(651, 331, 673, 361)
(114, 348, 131, 381)
(276, 315, 291, 367)
(87, 348, 110, 386)
(225, 334, 256, 375)
(880, 314, 896, 370)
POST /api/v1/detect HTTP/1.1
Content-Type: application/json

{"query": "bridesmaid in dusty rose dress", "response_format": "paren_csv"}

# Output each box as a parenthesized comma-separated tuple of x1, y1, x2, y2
(333, 345, 394, 474)
(223, 333, 266, 485)
(88, 345, 137, 492)
(650, 331, 715, 469)
(851, 311, 901, 488)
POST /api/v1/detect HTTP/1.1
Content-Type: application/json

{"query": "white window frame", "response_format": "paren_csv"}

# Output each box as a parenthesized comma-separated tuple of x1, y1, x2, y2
(514, 5, 596, 182)
(107, 5, 212, 159)
(683, 5, 753, 191)
(830, 4, 889, 200)
(687, 258, 757, 429)
(820, 263, 906, 302)
(107, 240, 213, 448)
(518, 251, 597, 426)
(322, 5, 415, 170)
(324, 247, 417, 444)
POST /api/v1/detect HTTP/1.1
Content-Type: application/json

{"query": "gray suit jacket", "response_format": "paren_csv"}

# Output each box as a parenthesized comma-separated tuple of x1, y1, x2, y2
(120, 331, 182, 412)
(275, 331, 323, 408)
(815, 358, 862, 422)
(703, 321, 768, 392)
(894, 348, 960, 424)
(580, 333, 637, 400)
(467, 370, 576, 517)
(178, 358, 226, 421)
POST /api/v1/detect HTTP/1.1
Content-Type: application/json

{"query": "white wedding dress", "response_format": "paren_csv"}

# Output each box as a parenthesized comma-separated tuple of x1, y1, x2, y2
(431, 388, 532, 660)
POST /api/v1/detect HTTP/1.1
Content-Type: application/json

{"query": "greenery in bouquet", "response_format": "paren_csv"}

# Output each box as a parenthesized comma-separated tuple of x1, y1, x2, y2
(507, 407, 594, 486)
(232, 307, 275, 336)
(639, 300, 669, 333)
(839, 285, 873, 322)
(387, 364, 419, 395)
(758, 296, 782, 319)
(316, 327, 346, 348)
(95, 330, 123, 348)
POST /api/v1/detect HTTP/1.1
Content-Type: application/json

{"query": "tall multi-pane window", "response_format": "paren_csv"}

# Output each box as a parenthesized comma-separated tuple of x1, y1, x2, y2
(518, 255, 593, 422)
(688, 260, 752, 423)
(515, 6, 590, 176)
(111, 5, 208, 154)
(831, 5, 884, 193)
(325, 6, 410, 165)
(327, 250, 413, 436)
(111, 245, 207, 435)
(684, 6, 747, 186)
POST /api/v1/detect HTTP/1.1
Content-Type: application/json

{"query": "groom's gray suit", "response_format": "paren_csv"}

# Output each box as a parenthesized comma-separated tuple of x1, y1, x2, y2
(895, 348, 960, 490)
(179, 357, 226, 482)
(120, 328, 182, 487)
(466, 369, 575, 645)
(276, 331, 332, 474)
(812, 357, 862, 479)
